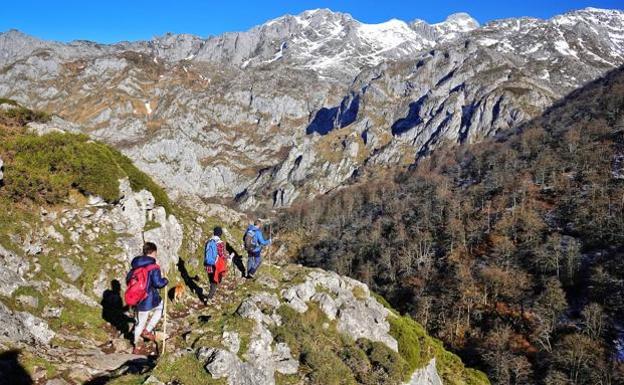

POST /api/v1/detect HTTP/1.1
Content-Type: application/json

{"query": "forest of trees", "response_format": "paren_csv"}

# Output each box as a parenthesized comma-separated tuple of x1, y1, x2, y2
(279, 66, 624, 384)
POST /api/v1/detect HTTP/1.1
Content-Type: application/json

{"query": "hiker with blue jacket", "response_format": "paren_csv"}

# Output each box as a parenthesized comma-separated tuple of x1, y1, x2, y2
(203, 226, 229, 304)
(125, 242, 168, 355)
(244, 219, 271, 279)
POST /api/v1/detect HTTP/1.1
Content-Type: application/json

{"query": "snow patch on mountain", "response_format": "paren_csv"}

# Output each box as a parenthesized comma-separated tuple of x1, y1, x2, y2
(358, 19, 427, 52)
(554, 40, 578, 58)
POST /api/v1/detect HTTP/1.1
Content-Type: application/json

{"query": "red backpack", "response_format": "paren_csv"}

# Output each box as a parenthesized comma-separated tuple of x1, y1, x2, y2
(125, 264, 159, 306)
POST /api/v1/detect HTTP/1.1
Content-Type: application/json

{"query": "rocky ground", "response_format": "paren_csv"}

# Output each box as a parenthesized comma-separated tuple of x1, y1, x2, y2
(0, 158, 485, 384)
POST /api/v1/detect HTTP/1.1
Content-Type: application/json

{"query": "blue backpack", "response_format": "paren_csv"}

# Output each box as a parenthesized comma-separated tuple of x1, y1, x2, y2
(204, 239, 218, 266)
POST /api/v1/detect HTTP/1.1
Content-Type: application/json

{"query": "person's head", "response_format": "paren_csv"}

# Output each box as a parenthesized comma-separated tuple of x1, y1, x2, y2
(143, 242, 157, 257)
(254, 219, 262, 227)
(213, 226, 223, 237)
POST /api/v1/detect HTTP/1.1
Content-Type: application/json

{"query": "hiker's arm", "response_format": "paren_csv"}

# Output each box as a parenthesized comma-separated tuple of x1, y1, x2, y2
(152, 269, 169, 288)
(257, 231, 271, 246)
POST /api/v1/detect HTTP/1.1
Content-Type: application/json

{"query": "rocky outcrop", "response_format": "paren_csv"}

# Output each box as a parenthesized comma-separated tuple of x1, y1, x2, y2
(111, 178, 183, 273)
(194, 269, 420, 384)
(0, 301, 55, 345)
(0, 244, 29, 297)
(405, 358, 443, 385)
(283, 270, 398, 351)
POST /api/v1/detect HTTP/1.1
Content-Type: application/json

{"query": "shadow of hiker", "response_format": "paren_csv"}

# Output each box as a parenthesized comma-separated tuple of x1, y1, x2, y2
(177, 257, 206, 302)
(0, 350, 32, 385)
(83, 356, 155, 385)
(101, 280, 134, 340)
(227, 242, 246, 278)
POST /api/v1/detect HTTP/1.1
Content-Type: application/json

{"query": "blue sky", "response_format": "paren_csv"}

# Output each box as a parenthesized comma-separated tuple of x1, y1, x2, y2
(1, 0, 622, 43)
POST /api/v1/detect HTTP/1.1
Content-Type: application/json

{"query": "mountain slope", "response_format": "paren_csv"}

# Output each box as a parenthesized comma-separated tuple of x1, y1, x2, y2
(0, 8, 622, 210)
(0, 103, 487, 385)
(278, 66, 624, 384)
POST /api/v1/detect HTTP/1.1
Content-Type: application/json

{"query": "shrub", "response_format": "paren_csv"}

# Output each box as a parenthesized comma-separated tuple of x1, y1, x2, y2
(0, 130, 171, 211)
(272, 304, 410, 385)
(0, 102, 50, 126)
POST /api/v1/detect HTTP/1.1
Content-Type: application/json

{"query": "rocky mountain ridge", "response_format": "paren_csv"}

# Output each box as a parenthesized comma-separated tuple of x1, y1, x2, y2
(0, 8, 623, 209)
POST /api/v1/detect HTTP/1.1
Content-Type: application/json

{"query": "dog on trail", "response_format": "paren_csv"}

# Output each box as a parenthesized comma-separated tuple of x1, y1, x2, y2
(172, 282, 186, 302)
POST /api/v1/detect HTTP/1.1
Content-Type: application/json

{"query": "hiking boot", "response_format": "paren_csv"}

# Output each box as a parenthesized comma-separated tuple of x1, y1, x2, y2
(141, 330, 156, 341)
(246, 273, 254, 280)
(132, 344, 145, 356)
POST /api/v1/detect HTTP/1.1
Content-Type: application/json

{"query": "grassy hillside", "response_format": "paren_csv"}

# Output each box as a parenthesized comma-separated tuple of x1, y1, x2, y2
(280, 67, 624, 384)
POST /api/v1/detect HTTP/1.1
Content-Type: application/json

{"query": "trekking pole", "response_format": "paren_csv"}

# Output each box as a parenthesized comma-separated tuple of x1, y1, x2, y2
(268, 221, 272, 266)
(162, 285, 168, 355)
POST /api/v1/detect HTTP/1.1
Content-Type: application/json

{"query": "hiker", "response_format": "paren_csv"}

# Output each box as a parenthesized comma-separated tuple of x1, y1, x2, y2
(125, 242, 168, 355)
(203, 226, 229, 303)
(244, 219, 271, 279)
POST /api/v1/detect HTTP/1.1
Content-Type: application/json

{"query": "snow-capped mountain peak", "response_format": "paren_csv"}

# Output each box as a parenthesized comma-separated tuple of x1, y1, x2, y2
(435, 12, 480, 32)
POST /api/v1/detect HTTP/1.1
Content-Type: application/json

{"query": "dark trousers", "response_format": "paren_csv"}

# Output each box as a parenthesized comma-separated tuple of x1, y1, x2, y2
(247, 250, 262, 276)
(205, 266, 218, 300)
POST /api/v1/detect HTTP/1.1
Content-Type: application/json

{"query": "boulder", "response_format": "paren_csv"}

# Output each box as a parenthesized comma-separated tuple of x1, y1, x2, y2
(87, 195, 106, 207)
(45, 379, 70, 385)
(336, 298, 397, 352)
(0, 300, 55, 344)
(143, 376, 165, 385)
(57, 280, 99, 307)
(45, 226, 64, 243)
(282, 282, 315, 313)
(311, 292, 338, 320)
(198, 347, 274, 385)
(143, 206, 183, 274)
(404, 358, 443, 385)
(284, 296, 308, 313)
(273, 342, 298, 375)
(222, 331, 241, 354)
(83, 352, 146, 372)
(59, 258, 83, 282)
(16, 295, 38, 309)
(0, 244, 29, 296)
(257, 275, 279, 289)
(236, 298, 265, 324)
(42, 306, 62, 319)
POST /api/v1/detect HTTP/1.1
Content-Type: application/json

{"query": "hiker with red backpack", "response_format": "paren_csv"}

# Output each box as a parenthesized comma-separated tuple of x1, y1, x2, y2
(244, 219, 271, 279)
(203, 226, 230, 304)
(125, 242, 168, 355)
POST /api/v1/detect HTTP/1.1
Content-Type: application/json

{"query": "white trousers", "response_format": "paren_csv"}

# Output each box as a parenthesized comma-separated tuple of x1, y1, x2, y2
(134, 300, 163, 344)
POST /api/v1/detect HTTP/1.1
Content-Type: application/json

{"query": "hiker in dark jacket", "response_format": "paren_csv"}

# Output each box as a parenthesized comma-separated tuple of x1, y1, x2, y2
(126, 242, 168, 355)
(245, 220, 271, 279)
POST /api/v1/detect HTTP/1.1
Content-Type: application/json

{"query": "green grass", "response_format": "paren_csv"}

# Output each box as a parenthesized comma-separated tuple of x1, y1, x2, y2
(50, 299, 109, 343)
(0, 129, 170, 211)
(105, 374, 148, 385)
(388, 314, 490, 385)
(20, 351, 58, 379)
(10, 286, 46, 314)
(371, 291, 394, 311)
(153, 352, 226, 385)
(0, 100, 50, 126)
(276, 373, 302, 385)
(108, 146, 171, 213)
(0, 98, 19, 106)
(272, 304, 410, 385)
